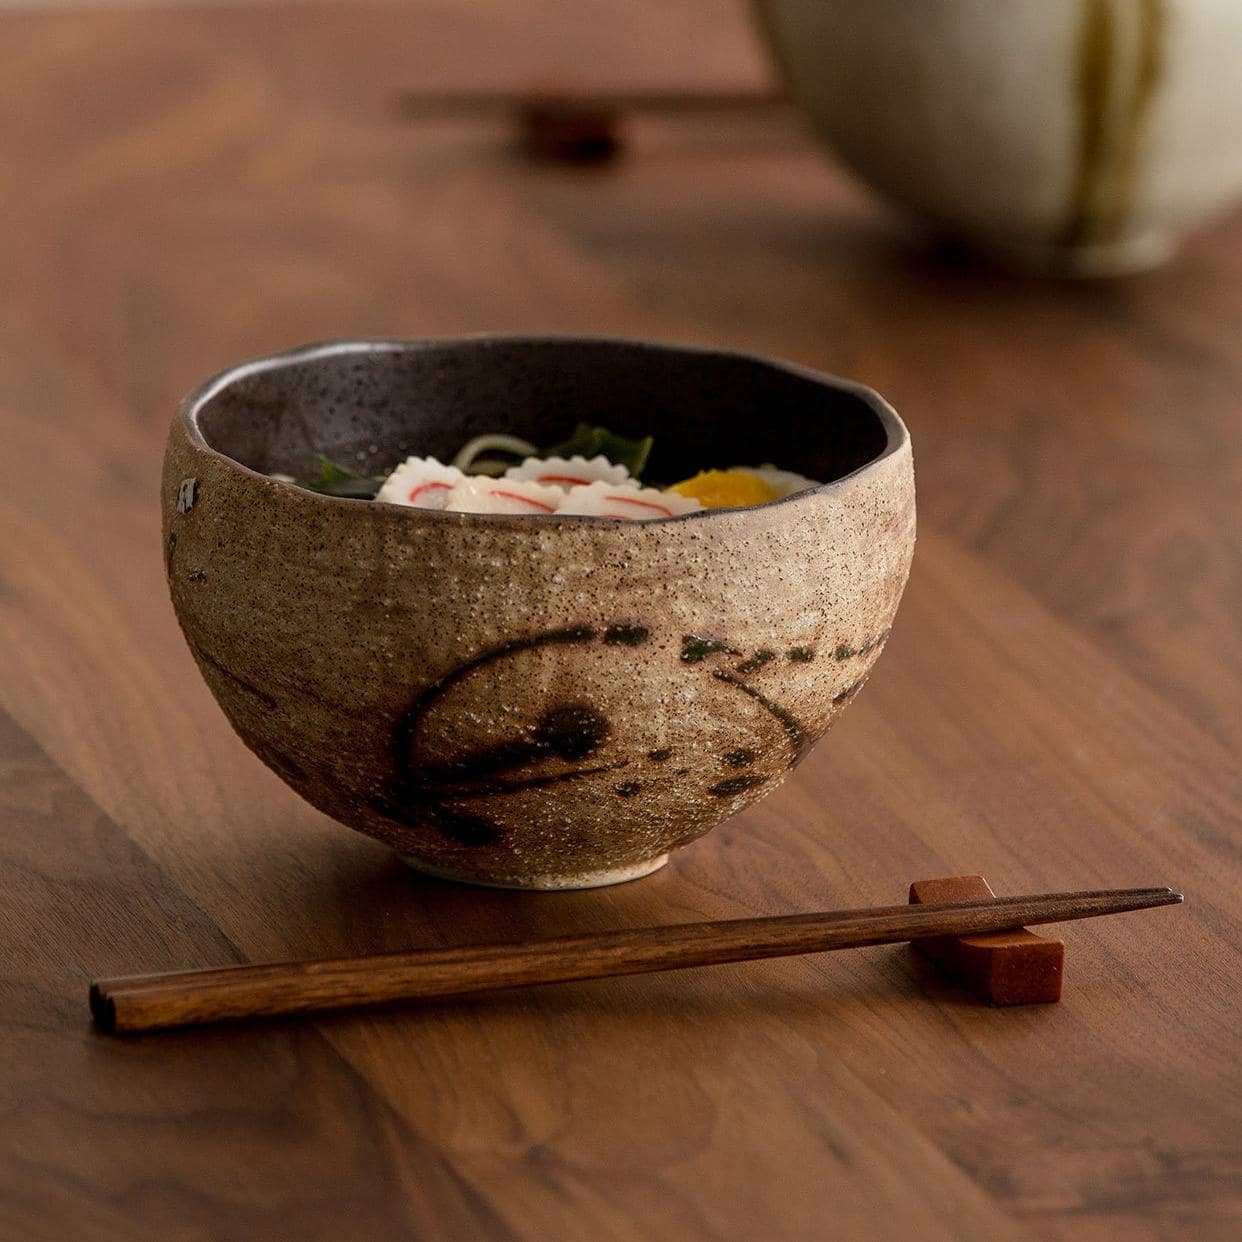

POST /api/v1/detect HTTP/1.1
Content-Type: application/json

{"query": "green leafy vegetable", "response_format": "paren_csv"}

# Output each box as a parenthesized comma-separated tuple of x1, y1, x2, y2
(542, 423, 654, 479)
(303, 455, 382, 499)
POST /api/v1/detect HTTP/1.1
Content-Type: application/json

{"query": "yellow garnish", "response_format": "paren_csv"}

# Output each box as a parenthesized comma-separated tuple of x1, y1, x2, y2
(667, 469, 777, 509)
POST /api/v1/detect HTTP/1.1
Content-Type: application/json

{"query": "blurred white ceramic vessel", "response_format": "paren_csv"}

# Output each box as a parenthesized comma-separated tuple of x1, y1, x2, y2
(757, 0, 1242, 274)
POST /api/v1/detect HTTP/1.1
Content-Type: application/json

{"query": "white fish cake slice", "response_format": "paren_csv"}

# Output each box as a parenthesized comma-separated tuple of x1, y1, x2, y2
(376, 456, 464, 509)
(557, 480, 703, 520)
(444, 476, 562, 515)
(504, 454, 632, 491)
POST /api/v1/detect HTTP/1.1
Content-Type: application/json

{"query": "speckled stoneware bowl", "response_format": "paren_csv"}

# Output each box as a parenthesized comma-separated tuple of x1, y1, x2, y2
(757, 0, 1242, 275)
(163, 338, 915, 889)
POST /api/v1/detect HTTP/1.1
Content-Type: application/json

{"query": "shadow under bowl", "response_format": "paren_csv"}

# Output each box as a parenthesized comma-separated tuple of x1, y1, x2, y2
(162, 336, 915, 889)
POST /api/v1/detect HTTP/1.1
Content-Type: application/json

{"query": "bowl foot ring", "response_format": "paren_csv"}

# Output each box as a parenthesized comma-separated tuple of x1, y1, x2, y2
(398, 853, 670, 891)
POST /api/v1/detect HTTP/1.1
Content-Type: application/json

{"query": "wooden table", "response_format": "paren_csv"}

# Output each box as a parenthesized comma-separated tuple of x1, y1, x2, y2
(2, 3, 1238, 1238)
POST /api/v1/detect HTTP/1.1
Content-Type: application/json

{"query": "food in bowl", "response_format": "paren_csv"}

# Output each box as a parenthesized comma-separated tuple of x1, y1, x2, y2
(292, 420, 822, 519)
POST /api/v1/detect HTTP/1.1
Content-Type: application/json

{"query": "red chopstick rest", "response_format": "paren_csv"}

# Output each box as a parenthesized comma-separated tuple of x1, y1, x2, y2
(909, 875, 1064, 1004)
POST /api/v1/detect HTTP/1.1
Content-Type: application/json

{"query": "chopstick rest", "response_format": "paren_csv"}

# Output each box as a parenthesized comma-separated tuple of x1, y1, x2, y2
(910, 875, 1065, 1004)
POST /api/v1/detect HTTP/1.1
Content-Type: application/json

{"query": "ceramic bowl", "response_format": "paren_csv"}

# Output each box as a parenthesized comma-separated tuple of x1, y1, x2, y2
(756, 0, 1242, 275)
(163, 338, 915, 889)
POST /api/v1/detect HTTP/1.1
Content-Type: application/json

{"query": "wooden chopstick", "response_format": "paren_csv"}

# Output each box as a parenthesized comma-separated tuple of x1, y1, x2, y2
(90, 887, 1181, 1034)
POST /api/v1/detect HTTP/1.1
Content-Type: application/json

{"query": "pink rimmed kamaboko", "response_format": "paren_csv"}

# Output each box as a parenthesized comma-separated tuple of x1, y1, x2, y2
(376, 457, 464, 509)
(556, 480, 702, 520)
(443, 476, 564, 515)
(504, 454, 633, 491)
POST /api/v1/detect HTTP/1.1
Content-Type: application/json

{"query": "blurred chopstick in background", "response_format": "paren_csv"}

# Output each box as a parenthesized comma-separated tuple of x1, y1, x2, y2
(395, 85, 790, 161)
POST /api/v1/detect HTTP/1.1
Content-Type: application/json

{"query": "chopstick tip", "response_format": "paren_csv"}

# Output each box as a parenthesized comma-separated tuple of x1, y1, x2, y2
(1144, 886, 1183, 907)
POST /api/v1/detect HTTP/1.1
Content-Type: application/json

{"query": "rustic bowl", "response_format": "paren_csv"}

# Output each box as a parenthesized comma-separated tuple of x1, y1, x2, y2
(163, 338, 915, 889)
(756, 0, 1242, 276)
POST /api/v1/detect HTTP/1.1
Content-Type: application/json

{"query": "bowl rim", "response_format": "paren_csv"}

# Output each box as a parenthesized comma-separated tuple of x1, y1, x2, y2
(178, 334, 910, 527)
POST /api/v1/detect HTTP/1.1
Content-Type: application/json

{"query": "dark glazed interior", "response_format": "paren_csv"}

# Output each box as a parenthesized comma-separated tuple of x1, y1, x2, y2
(191, 338, 894, 491)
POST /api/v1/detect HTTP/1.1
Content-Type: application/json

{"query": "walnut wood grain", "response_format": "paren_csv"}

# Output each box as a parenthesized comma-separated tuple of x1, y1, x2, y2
(0, 2, 1239, 1240)
(0, 709, 513, 1242)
